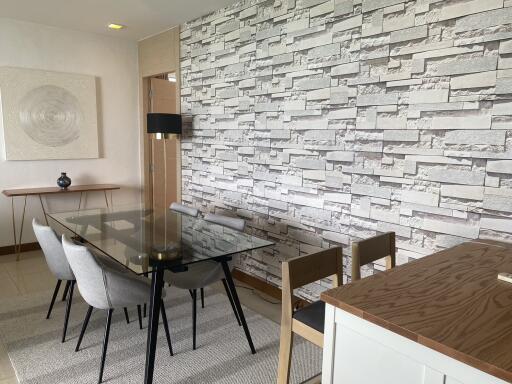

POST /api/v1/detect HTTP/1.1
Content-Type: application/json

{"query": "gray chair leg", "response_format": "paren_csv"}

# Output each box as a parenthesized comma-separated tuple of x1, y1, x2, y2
(200, 288, 205, 308)
(98, 309, 113, 384)
(62, 281, 75, 343)
(46, 280, 62, 319)
(75, 306, 93, 352)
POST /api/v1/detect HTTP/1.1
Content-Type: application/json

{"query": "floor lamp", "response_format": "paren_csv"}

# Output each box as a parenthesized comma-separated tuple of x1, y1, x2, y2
(147, 112, 182, 196)
(146, 113, 182, 244)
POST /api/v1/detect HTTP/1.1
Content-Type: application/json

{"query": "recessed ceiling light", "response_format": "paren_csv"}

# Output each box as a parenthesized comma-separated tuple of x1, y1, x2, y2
(108, 23, 125, 30)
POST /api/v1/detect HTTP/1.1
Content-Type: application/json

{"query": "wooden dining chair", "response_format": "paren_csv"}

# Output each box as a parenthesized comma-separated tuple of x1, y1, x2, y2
(352, 232, 396, 281)
(277, 247, 343, 384)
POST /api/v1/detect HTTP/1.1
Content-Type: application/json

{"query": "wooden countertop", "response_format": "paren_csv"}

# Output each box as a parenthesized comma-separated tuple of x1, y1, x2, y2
(321, 240, 512, 383)
(2, 184, 120, 197)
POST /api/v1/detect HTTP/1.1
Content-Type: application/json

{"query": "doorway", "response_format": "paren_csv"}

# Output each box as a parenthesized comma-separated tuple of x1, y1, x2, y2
(144, 72, 180, 215)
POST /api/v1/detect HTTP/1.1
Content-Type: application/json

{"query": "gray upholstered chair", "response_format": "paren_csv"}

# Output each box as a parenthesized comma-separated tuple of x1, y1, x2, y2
(62, 235, 173, 383)
(32, 218, 76, 343)
(204, 213, 245, 231)
(33, 219, 133, 343)
(165, 209, 245, 350)
(169, 202, 199, 217)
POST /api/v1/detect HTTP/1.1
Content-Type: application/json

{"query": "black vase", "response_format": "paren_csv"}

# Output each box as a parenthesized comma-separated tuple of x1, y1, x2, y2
(57, 172, 71, 190)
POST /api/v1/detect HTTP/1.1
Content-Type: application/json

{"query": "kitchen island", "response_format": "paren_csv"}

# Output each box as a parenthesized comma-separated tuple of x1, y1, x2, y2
(321, 240, 512, 384)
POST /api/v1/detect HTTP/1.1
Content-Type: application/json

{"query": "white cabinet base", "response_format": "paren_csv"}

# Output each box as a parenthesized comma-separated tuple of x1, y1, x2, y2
(321, 304, 508, 384)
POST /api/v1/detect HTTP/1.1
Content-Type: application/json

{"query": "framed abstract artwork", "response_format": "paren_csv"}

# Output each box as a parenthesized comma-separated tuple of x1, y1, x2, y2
(0, 67, 99, 160)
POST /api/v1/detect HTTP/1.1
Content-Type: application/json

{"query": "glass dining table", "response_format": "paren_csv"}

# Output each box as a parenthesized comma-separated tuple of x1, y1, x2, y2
(47, 204, 274, 384)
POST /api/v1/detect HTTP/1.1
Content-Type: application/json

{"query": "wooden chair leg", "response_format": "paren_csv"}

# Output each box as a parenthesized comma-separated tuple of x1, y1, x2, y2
(277, 325, 294, 384)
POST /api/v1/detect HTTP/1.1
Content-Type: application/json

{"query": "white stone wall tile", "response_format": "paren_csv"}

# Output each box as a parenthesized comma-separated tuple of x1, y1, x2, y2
(332, 14, 363, 32)
(431, 116, 492, 130)
(438, 0, 503, 22)
(441, 185, 485, 200)
(450, 71, 497, 89)
(444, 130, 506, 145)
(362, 0, 405, 13)
(487, 160, 512, 173)
(409, 89, 449, 104)
(436, 56, 498, 76)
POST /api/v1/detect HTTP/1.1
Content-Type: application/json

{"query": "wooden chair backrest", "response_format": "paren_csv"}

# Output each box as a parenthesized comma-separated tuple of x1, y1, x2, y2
(281, 247, 343, 313)
(351, 232, 395, 281)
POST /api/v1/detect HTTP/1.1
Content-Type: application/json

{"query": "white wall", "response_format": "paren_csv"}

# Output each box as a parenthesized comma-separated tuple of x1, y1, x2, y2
(0, 18, 141, 247)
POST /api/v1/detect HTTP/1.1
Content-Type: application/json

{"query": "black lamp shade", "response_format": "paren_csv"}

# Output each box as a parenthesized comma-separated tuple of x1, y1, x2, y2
(147, 113, 182, 134)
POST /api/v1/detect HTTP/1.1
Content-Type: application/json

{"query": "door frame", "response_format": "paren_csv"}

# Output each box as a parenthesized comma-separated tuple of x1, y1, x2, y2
(138, 26, 181, 210)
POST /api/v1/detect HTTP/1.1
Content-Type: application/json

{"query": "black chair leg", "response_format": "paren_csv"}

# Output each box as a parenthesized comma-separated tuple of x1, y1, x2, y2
(76, 306, 93, 352)
(98, 309, 113, 384)
(46, 280, 62, 319)
(222, 278, 241, 326)
(137, 305, 143, 330)
(143, 303, 147, 318)
(61, 280, 70, 302)
(62, 281, 75, 343)
(123, 307, 130, 324)
(200, 288, 205, 308)
(192, 289, 197, 350)
(160, 301, 173, 356)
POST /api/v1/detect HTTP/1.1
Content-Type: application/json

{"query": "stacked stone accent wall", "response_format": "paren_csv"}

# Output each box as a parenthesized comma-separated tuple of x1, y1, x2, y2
(180, 0, 512, 296)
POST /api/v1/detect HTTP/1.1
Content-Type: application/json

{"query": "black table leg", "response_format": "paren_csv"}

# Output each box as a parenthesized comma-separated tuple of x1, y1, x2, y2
(220, 260, 256, 354)
(222, 278, 241, 326)
(144, 266, 164, 384)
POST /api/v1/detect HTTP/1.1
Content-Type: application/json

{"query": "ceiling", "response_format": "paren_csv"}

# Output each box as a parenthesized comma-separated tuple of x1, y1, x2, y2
(0, 0, 239, 41)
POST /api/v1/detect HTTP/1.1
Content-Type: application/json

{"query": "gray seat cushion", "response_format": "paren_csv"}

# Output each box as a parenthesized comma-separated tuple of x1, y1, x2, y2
(165, 261, 223, 290)
(292, 301, 325, 334)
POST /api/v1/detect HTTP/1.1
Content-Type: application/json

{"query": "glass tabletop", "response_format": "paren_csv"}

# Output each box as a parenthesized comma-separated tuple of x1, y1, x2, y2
(48, 205, 274, 275)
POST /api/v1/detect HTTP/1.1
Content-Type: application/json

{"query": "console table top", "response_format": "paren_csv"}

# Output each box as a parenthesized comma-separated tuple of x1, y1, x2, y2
(2, 184, 120, 197)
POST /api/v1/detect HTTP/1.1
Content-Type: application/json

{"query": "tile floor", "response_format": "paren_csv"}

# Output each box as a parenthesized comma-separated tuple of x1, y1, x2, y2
(0, 250, 319, 384)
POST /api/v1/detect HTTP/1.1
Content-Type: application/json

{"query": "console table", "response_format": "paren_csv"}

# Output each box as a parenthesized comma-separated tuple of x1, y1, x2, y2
(2, 184, 120, 260)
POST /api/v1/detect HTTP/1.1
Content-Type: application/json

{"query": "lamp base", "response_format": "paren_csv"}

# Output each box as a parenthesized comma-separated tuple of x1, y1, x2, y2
(153, 133, 171, 140)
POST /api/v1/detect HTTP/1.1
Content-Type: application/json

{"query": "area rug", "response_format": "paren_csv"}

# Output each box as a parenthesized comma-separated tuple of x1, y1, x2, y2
(0, 287, 321, 383)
